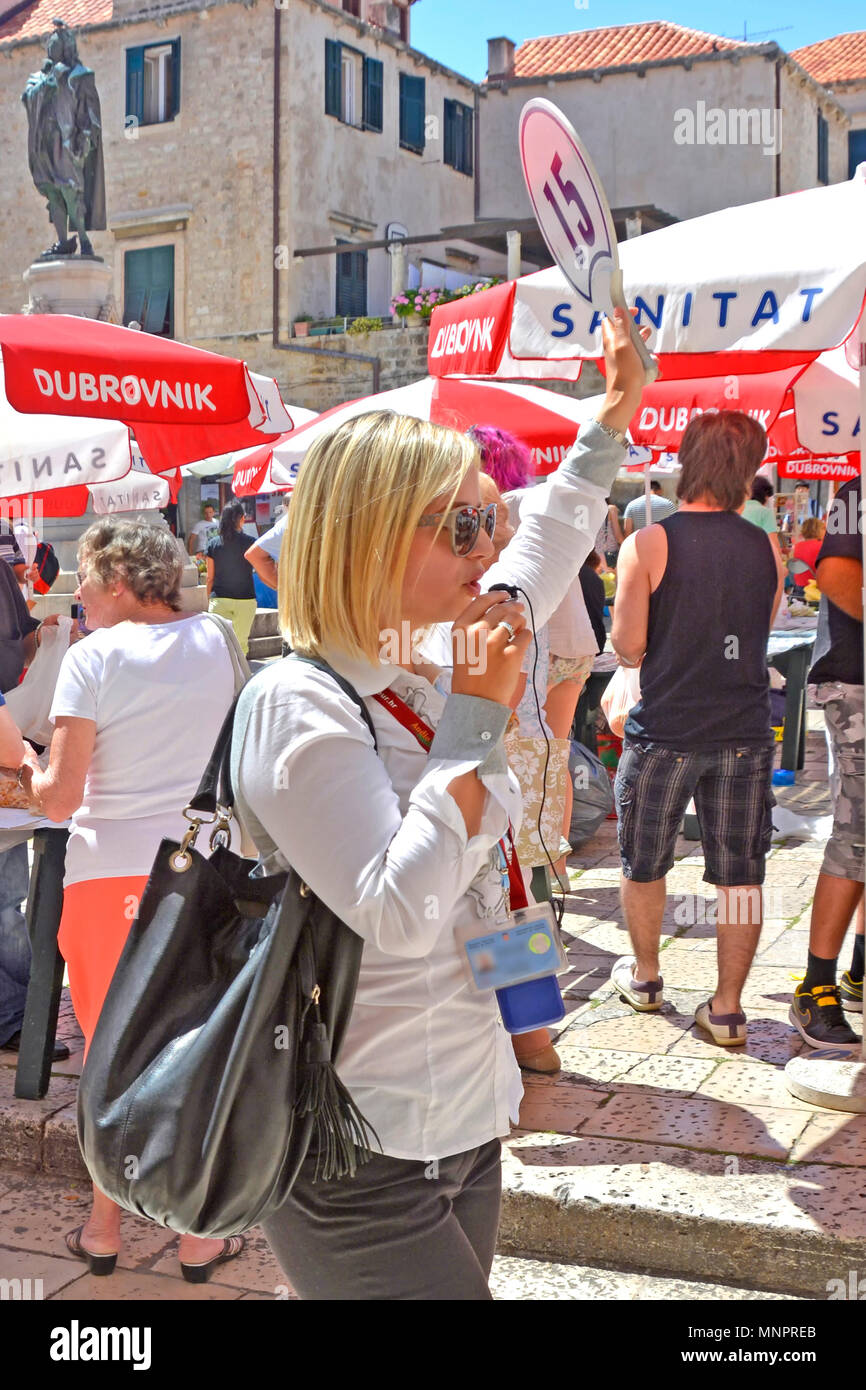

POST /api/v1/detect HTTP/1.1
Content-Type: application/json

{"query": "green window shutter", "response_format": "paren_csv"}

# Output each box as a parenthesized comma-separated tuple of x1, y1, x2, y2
(124, 246, 175, 337)
(126, 46, 144, 122)
(443, 99, 456, 167)
(363, 56, 383, 132)
(400, 74, 425, 153)
(325, 40, 342, 118)
(170, 38, 181, 118)
(462, 103, 473, 176)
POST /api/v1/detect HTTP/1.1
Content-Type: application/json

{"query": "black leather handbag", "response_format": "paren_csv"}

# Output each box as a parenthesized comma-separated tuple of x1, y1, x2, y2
(77, 656, 378, 1238)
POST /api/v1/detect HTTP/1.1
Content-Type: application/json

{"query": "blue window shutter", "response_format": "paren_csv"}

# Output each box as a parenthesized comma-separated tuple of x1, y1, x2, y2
(444, 98, 455, 167)
(850, 129, 866, 178)
(126, 46, 144, 122)
(170, 38, 181, 118)
(363, 56, 383, 132)
(817, 112, 829, 184)
(325, 40, 342, 118)
(400, 74, 425, 153)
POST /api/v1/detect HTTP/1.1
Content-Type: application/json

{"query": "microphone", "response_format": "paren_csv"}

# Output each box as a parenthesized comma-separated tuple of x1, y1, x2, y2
(487, 582, 519, 600)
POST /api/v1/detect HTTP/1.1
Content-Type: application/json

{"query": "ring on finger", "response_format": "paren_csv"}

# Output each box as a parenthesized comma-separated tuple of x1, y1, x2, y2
(497, 620, 516, 641)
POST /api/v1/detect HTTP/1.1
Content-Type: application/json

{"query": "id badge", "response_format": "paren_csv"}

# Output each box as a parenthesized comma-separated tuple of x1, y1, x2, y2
(455, 903, 567, 992)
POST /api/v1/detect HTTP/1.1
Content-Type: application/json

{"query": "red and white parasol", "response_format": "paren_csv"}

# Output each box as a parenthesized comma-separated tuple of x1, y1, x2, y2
(234, 378, 607, 493)
(0, 316, 291, 474)
(427, 167, 866, 382)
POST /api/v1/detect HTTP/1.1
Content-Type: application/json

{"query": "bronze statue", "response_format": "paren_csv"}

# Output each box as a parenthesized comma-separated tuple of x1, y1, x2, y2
(22, 18, 106, 258)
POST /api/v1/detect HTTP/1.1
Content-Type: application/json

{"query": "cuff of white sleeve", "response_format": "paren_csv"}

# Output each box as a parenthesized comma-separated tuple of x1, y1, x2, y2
(563, 418, 627, 493)
(429, 693, 510, 776)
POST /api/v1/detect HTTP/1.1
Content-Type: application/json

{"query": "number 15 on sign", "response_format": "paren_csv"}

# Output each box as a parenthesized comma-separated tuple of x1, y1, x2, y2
(519, 98, 658, 382)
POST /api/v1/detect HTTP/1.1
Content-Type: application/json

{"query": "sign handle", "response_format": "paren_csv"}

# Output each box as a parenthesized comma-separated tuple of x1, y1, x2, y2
(610, 270, 659, 384)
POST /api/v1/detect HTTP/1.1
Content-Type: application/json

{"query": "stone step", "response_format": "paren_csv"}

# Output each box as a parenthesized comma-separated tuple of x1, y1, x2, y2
(250, 608, 280, 639)
(2, 1046, 862, 1299)
(31, 582, 208, 620)
(247, 635, 283, 660)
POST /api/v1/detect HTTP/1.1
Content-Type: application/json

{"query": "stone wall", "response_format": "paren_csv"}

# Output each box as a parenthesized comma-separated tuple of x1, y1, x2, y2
(193, 323, 604, 414)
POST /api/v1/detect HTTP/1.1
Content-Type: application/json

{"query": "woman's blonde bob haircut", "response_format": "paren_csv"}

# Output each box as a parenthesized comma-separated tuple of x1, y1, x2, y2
(280, 410, 478, 663)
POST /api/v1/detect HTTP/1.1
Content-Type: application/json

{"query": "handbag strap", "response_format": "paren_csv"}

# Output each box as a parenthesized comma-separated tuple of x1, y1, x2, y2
(186, 651, 378, 817)
(201, 611, 251, 696)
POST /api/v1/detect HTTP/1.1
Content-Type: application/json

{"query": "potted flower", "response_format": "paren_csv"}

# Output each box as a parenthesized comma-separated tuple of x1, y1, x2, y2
(293, 313, 313, 338)
(390, 288, 451, 325)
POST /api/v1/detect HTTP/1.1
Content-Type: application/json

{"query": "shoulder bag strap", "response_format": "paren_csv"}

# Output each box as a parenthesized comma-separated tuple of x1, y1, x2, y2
(201, 611, 251, 695)
(186, 649, 378, 818)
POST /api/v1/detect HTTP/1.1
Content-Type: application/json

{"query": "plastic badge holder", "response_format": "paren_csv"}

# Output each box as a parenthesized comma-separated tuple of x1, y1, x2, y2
(456, 902, 567, 993)
(496, 975, 565, 1034)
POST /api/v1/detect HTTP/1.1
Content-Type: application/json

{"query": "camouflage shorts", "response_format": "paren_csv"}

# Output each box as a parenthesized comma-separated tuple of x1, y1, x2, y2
(810, 682, 865, 883)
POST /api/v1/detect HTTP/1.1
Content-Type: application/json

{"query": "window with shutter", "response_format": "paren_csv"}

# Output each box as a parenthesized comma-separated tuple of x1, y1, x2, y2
(325, 39, 342, 118)
(335, 240, 368, 318)
(363, 57, 383, 133)
(817, 112, 829, 185)
(126, 40, 180, 125)
(443, 98, 472, 174)
(399, 73, 425, 154)
(850, 129, 866, 178)
(123, 247, 175, 337)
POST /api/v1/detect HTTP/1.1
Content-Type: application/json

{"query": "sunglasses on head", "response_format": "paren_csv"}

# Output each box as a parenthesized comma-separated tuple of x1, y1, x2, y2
(417, 502, 497, 557)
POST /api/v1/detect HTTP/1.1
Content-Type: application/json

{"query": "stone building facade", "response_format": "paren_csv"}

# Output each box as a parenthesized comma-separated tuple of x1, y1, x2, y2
(479, 24, 850, 230)
(0, 0, 506, 357)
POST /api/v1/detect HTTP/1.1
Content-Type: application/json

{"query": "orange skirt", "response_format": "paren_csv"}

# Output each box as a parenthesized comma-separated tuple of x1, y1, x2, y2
(58, 876, 149, 1057)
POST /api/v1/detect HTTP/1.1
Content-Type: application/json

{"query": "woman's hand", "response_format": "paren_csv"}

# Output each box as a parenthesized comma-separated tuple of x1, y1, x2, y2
(450, 591, 532, 706)
(597, 307, 654, 436)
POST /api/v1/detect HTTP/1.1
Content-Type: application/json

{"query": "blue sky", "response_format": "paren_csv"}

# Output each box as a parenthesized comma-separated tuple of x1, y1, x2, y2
(411, 2, 861, 81)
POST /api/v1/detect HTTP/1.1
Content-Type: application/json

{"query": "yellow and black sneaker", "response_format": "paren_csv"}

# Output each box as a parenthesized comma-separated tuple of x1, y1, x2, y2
(789, 983, 861, 1050)
(839, 971, 864, 1014)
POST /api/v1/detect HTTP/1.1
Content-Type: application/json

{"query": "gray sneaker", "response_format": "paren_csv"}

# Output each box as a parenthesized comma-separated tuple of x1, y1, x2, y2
(610, 955, 664, 1012)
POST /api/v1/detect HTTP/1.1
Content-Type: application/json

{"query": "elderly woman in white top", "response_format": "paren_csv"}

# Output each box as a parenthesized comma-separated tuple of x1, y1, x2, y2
(20, 518, 245, 1285)
(230, 309, 647, 1300)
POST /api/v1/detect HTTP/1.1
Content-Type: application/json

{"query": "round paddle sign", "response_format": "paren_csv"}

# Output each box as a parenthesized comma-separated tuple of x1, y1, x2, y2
(519, 98, 658, 381)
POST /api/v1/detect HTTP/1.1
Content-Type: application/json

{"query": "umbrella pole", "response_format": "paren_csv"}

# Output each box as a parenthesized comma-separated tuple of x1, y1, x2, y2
(644, 458, 652, 527)
(783, 310, 866, 1111)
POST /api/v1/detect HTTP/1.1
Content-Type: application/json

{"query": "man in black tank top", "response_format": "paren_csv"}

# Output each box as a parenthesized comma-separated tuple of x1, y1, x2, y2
(608, 413, 783, 1047)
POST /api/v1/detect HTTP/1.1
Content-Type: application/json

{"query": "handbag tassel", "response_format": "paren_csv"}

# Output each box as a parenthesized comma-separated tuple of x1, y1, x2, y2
(295, 1013, 379, 1181)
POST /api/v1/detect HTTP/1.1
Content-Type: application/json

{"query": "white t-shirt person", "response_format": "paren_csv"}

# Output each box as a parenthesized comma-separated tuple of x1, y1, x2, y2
(49, 615, 235, 887)
(190, 516, 220, 553)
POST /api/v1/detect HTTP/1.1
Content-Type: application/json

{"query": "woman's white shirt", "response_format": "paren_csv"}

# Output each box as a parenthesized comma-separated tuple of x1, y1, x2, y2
(232, 653, 525, 1163)
(49, 615, 235, 886)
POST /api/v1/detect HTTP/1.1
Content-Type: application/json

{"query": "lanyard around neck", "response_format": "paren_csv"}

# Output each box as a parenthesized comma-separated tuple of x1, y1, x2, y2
(371, 684, 528, 912)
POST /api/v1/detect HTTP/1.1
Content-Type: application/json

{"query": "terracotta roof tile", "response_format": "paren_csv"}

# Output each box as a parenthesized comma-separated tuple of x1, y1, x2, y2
(511, 21, 746, 79)
(0, 0, 114, 47)
(792, 31, 866, 85)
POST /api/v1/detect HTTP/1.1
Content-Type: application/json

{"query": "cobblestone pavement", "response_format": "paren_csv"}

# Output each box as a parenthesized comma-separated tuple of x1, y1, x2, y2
(500, 711, 866, 1294)
(0, 713, 863, 1299)
(0, 1170, 800, 1301)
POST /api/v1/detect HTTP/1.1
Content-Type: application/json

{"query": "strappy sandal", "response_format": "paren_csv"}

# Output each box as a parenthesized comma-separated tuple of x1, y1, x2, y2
(180, 1234, 246, 1284)
(65, 1224, 118, 1277)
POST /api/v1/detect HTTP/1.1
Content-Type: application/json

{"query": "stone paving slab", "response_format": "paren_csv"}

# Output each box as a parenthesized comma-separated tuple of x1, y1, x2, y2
(0, 1172, 804, 1301)
(500, 1132, 866, 1297)
(498, 724, 866, 1294)
(0, 722, 863, 1298)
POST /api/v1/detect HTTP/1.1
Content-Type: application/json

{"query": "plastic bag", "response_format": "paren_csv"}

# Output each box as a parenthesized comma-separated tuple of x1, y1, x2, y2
(568, 741, 615, 847)
(599, 664, 641, 739)
(5, 616, 74, 745)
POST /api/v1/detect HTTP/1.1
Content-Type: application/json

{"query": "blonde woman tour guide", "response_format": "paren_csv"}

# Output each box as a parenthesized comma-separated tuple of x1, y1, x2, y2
(231, 309, 648, 1300)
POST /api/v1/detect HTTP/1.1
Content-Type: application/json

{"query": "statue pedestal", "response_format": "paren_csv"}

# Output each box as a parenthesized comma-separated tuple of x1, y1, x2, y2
(23, 257, 116, 320)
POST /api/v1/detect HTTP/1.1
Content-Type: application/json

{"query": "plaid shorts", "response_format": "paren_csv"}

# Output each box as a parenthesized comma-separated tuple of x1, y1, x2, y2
(811, 682, 865, 883)
(615, 742, 775, 886)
